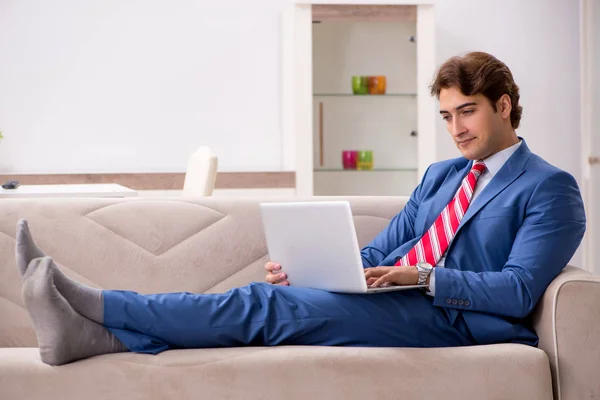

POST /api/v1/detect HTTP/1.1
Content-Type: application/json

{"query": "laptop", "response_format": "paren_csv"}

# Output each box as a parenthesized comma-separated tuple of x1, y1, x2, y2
(259, 201, 427, 294)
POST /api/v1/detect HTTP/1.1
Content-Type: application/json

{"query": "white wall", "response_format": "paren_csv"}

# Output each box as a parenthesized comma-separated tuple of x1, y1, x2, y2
(433, 0, 581, 186)
(582, 0, 600, 273)
(592, 0, 600, 155)
(0, 0, 582, 179)
(0, 0, 291, 174)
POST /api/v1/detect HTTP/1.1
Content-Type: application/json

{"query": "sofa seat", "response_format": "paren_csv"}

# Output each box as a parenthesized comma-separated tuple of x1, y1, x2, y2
(0, 344, 552, 400)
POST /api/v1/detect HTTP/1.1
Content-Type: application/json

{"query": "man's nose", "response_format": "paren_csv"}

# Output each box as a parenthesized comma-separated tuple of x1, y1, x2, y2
(451, 120, 467, 137)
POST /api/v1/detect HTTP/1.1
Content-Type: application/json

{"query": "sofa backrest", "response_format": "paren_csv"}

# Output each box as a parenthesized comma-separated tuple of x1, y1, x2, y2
(0, 196, 407, 347)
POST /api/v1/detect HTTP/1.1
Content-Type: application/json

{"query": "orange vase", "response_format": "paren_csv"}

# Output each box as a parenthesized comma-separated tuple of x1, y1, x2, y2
(376, 76, 386, 94)
(368, 76, 387, 94)
(368, 76, 378, 94)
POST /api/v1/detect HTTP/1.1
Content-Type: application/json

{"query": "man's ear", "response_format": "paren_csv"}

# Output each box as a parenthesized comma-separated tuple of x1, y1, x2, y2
(497, 94, 512, 120)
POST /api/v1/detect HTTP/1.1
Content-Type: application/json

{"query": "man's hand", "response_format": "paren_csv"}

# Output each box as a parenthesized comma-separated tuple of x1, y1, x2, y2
(264, 261, 289, 286)
(364, 266, 419, 288)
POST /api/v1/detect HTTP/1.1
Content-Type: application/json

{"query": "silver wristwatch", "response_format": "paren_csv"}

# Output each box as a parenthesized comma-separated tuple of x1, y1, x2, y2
(416, 262, 433, 285)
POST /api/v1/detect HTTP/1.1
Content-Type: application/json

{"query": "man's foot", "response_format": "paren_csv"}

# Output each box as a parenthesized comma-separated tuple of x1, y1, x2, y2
(15, 219, 46, 278)
(16, 219, 105, 323)
(50, 257, 105, 324)
(22, 257, 128, 366)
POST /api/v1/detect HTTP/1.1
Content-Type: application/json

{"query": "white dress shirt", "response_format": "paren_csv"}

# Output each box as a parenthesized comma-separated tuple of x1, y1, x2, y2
(427, 140, 522, 296)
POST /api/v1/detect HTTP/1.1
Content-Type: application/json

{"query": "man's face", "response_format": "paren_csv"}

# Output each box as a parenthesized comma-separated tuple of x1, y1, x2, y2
(439, 87, 509, 160)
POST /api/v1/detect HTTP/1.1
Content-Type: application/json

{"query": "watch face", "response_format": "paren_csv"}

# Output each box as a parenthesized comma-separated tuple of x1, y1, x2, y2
(417, 263, 432, 285)
(417, 262, 432, 271)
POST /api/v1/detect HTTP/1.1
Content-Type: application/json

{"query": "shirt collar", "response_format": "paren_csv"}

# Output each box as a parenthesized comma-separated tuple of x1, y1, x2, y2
(479, 139, 522, 178)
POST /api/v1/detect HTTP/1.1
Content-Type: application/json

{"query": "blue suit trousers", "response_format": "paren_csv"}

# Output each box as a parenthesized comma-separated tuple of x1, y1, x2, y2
(104, 283, 475, 354)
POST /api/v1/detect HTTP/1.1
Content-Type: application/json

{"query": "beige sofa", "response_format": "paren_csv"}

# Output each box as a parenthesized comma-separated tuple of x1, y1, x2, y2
(0, 196, 599, 400)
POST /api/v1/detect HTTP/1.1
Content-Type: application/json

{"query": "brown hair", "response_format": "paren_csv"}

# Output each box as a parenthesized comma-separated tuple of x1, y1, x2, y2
(430, 52, 523, 129)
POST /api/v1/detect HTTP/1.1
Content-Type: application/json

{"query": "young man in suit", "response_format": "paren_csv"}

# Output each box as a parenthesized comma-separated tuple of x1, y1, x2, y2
(16, 52, 585, 365)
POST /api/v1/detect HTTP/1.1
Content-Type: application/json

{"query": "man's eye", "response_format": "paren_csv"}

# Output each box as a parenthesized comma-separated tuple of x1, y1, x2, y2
(463, 109, 474, 115)
(442, 115, 450, 121)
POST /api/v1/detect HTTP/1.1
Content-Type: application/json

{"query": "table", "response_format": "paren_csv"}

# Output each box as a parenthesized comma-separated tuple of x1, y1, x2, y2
(0, 183, 138, 198)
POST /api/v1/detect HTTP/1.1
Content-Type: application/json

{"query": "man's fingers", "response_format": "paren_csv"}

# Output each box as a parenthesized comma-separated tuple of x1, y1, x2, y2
(265, 262, 281, 272)
(265, 272, 287, 284)
(364, 267, 386, 272)
(364, 269, 380, 279)
(370, 273, 392, 288)
(364, 268, 390, 279)
(264, 262, 276, 271)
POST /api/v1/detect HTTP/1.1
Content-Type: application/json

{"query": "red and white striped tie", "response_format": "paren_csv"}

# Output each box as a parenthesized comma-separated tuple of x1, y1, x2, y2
(395, 161, 487, 267)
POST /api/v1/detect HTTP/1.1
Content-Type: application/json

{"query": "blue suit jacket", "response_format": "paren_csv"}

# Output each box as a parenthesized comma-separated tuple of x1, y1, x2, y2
(360, 139, 586, 346)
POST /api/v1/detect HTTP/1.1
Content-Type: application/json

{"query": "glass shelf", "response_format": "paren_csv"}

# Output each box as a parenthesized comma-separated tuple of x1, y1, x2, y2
(314, 168, 417, 172)
(313, 93, 417, 97)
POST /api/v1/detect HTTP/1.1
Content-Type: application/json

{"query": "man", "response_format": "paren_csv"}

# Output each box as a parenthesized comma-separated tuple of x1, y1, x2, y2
(16, 52, 586, 366)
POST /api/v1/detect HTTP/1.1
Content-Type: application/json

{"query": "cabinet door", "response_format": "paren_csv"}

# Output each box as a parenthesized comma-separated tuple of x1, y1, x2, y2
(312, 18, 419, 196)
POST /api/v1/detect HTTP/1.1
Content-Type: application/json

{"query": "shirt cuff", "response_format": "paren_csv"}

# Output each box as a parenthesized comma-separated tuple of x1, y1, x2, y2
(426, 268, 436, 297)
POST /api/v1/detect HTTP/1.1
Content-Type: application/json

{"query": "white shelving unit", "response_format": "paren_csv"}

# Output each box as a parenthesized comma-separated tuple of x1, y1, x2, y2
(312, 18, 419, 195)
(282, 2, 436, 196)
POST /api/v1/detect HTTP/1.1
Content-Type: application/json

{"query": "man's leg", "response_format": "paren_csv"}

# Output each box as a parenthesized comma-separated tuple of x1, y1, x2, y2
(16, 218, 106, 323)
(102, 282, 474, 352)
(16, 219, 474, 359)
(21, 258, 473, 359)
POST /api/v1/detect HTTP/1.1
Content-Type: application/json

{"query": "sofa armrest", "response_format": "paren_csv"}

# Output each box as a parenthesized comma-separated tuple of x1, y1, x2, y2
(532, 265, 600, 400)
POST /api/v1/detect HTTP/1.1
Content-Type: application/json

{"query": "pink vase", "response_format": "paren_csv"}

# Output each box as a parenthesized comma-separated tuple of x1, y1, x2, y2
(342, 150, 358, 169)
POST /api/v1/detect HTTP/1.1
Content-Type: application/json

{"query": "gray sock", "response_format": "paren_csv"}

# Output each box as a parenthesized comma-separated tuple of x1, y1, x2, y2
(21, 257, 128, 366)
(50, 260, 105, 324)
(16, 218, 105, 324)
(15, 218, 45, 278)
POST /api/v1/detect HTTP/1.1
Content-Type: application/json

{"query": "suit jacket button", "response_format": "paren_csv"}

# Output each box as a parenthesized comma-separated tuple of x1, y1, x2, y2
(458, 299, 464, 305)
(464, 300, 471, 306)
(445, 298, 452, 304)
(451, 299, 458, 305)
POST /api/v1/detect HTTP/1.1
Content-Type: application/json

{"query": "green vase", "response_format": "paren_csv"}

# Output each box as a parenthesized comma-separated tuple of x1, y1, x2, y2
(357, 150, 373, 170)
(352, 76, 368, 95)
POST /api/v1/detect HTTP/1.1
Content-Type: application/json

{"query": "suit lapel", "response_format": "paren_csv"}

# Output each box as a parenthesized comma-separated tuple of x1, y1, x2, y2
(450, 139, 532, 240)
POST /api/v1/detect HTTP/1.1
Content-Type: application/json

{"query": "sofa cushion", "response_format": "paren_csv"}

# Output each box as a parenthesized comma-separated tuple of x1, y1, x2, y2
(0, 344, 552, 400)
